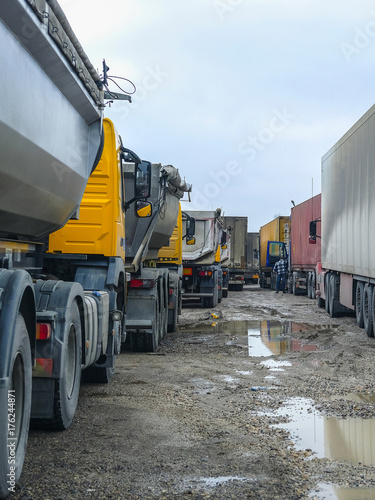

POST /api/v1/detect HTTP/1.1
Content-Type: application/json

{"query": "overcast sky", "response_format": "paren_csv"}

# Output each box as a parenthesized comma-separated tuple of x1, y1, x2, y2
(61, 0, 375, 231)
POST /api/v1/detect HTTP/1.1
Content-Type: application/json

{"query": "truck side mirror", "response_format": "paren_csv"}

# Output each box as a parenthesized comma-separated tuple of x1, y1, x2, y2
(135, 200, 152, 218)
(135, 161, 151, 199)
(221, 231, 227, 248)
(309, 221, 317, 244)
(186, 217, 195, 238)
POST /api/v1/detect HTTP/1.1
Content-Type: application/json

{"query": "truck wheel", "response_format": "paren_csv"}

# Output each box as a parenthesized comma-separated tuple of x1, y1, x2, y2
(52, 302, 81, 430)
(324, 274, 331, 315)
(307, 273, 312, 299)
(167, 307, 178, 333)
(329, 275, 338, 318)
(311, 273, 316, 300)
(356, 282, 364, 329)
(0, 314, 31, 499)
(292, 274, 299, 296)
(317, 296, 325, 308)
(363, 284, 373, 337)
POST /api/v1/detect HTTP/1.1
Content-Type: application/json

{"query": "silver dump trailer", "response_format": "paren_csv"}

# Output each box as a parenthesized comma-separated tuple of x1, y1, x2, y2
(182, 209, 224, 308)
(0, 0, 103, 239)
(0, 1, 107, 496)
(124, 163, 191, 352)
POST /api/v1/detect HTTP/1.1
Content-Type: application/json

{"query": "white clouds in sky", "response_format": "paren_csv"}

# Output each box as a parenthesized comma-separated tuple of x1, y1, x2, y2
(61, 0, 375, 230)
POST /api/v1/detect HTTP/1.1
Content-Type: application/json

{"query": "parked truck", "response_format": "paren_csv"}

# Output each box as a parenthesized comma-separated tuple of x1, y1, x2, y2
(223, 216, 248, 291)
(123, 164, 191, 351)
(0, 1, 146, 495)
(182, 209, 224, 308)
(287, 194, 321, 296)
(259, 216, 290, 288)
(245, 232, 260, 284)
(0, 0, 186, 495)
(310, 103, 375, 337)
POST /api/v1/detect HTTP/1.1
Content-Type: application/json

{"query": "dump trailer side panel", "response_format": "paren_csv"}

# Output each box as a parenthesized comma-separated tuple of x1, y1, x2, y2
(0, 0, 103, 240)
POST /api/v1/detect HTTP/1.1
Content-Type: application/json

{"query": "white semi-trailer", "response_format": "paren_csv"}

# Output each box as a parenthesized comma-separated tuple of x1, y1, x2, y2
(313, 103, 375, 337)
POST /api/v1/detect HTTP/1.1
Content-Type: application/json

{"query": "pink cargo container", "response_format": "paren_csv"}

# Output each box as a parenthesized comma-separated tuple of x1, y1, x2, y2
(289, 194, 321, 297)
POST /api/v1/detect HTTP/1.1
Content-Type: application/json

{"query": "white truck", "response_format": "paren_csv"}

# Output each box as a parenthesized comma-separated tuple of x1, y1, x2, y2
(182, 209, 224, 308)
(312, 102, 375, 338)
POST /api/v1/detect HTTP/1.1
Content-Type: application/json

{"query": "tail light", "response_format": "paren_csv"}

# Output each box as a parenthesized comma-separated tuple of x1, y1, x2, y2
(130, 279, 155, 289)
(199, 271, 212, 277)
(36, 323, 51, 340)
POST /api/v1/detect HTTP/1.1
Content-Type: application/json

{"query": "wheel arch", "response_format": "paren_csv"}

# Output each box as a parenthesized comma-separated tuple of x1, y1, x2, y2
(0, 269, 35, 379)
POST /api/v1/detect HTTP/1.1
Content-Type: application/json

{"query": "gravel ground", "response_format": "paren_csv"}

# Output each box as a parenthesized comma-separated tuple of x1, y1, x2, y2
(9, 285, 375, 499)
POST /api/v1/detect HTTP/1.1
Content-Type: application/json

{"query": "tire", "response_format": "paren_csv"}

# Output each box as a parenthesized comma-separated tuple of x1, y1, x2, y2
(292, 274, 299, 296)
(222, 289, 228, 298)
(52, 302, 82, 430)
(311, 272, 316, 300)
(307, 273, 312, 299)
(325, 274, 331, 315)
(317, 296, 325, 308)
(356, 282, 364, 329)
(329, 274, 338, 318)
(363, 284, 373, 337)
(0, 314, 31, 498)
(167, 307, 178, 333)
(260, 273, 265, 288)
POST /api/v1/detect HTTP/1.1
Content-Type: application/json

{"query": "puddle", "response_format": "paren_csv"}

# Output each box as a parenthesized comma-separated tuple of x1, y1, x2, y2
(270, 397, 375, 466)
(310, 483, 375, 499)
(184, 320, 324, 357)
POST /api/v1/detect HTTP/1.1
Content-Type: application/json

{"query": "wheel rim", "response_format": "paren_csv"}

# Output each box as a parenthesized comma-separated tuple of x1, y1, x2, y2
(66, 325, 77, 399)
(11, 352, 25, 451)
(364, 289, 370, 322)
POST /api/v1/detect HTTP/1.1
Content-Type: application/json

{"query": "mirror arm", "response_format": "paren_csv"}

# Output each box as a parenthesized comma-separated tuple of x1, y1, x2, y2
(124, 196, 137, 212)
(121, 146, 142, 164)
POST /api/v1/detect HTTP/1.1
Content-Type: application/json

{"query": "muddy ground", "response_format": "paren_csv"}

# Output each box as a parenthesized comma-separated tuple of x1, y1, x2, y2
(10, 285, 375, 499)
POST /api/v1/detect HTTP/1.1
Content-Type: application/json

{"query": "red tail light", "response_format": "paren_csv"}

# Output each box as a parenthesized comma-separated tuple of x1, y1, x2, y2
(36, 323, 51, 340)
(199, 271, 212, 277)
(130, 279, 155, 289)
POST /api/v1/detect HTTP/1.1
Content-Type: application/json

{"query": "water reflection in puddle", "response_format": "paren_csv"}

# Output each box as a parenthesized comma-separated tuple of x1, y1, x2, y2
(247, 320, 321, 357)
(271, 397, 375, 466)
(184, 319, 326, 358)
